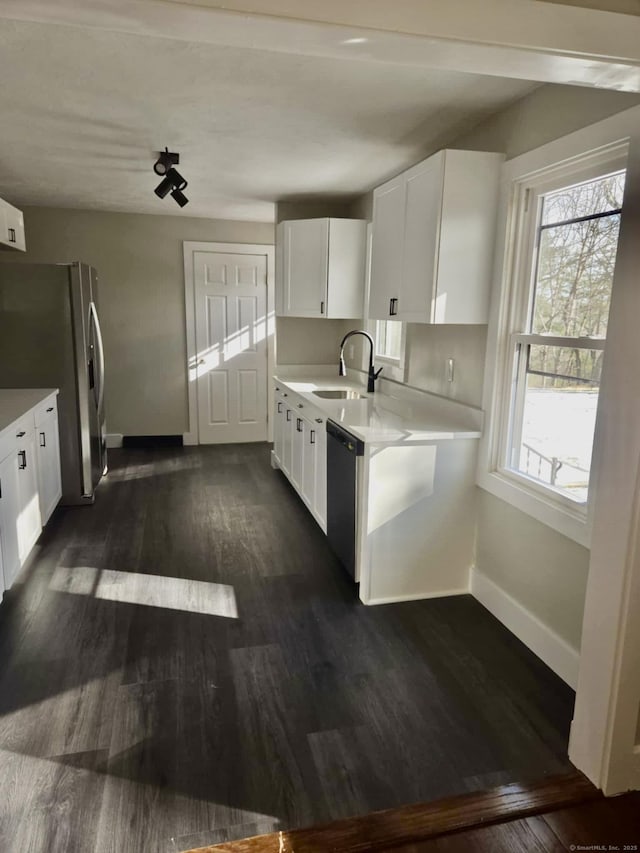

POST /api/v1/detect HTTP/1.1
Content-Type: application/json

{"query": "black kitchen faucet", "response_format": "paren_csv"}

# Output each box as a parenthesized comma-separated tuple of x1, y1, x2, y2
(338, 329, 383, 393)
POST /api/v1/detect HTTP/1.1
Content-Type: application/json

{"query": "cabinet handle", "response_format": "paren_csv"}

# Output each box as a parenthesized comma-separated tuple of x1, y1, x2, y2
(40, 432, 46, 447)
(277, 402, 283, 413)
(296, 418, 303, 432)
(275, 386, 280, 391)
(8, 227, 16, 243)
(320, 301, 325, 314)
(46, 407, 54, 413)
(389, 297, 398, 316)
(16, 430, 26, 438)
(310, 430, 315, 444)
(297, 403, 303, 408)
(283, 393, 288, 397)
(18, 450, 27, 470)
(315, 418, 323, 424)
(286, 410, 292, 421)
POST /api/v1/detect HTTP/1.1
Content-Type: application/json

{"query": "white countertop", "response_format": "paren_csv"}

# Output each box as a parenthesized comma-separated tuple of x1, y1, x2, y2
(274, 370, 482, 445)
(0, 388, 58, 433)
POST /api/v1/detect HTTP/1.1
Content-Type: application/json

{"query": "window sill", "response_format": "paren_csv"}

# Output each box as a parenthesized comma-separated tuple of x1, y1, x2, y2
(477, 468, 591, 548)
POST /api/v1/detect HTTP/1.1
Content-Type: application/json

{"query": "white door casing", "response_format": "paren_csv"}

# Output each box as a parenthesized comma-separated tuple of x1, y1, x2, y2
(184, 242, 275, 445)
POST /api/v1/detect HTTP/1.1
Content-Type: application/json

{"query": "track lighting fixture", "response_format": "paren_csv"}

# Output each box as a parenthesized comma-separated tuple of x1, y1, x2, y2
(152, 152, 189, 207)
(153, 147, 180, 176)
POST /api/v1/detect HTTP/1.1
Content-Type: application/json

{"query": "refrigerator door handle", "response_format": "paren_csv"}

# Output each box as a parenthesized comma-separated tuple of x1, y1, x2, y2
(89, 301, 105, 415)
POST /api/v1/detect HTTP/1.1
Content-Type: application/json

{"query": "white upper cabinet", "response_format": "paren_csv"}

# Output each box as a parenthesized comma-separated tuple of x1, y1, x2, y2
(369, 149, 503, 324)
(0, 198, 26, 252)
(369, 176, 404, 320)
(276, 217, 367, 318)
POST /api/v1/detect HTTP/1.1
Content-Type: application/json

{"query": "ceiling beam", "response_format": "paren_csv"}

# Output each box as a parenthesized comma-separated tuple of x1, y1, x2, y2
(2, 0, 640, 91)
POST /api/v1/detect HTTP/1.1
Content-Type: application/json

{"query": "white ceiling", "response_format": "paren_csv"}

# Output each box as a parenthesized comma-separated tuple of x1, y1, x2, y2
(0, 18, 536, 221)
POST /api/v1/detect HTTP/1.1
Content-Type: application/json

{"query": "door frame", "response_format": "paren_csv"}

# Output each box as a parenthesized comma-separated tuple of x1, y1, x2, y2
(183, 241, 275, 446)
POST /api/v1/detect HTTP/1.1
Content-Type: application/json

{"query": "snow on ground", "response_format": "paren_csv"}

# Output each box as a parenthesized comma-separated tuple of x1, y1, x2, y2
(519, 388, 599, 499)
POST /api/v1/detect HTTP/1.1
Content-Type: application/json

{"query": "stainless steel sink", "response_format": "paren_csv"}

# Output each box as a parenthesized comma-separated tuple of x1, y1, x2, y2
(312, 389, 366, 400)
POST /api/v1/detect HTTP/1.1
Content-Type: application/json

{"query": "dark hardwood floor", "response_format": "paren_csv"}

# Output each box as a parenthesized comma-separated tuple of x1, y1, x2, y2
(0, 444, 576, 853)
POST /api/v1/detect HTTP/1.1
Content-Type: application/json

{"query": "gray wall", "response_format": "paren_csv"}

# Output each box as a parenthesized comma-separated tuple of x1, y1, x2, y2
(452, 84, 640, 159)
(476, 491, 590, 649)
(10, 207, 273, 435)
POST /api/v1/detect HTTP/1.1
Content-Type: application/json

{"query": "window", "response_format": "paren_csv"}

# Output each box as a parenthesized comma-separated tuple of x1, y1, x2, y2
(501, 167, 625, 509)
(375, 319, 403, 362)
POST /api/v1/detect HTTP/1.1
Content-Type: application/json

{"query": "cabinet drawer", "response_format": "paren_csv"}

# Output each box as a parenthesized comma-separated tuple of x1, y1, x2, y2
(34, 395, 58, 428)
(0, 413, 33, 463)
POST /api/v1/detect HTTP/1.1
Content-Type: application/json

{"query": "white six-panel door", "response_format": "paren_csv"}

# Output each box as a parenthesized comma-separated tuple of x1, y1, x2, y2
(193, 250, 268, 443)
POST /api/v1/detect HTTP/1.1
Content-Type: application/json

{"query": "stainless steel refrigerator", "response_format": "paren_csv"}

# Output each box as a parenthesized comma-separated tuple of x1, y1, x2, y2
(0, 261, 106, 504)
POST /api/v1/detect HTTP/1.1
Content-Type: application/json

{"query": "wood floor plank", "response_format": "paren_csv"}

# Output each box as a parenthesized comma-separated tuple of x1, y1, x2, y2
(229, 643, 319, 829)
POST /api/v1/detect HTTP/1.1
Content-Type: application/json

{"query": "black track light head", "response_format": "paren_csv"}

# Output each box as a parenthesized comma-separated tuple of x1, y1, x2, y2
(153, 147, 180, 176)
(171, 187, 189, 207)
(154, 176, 173, 199)
(165, 168, 187, 191)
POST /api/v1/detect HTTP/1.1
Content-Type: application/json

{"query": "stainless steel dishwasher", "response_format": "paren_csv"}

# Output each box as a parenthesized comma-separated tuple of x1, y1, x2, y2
(326, 420, 365, 580)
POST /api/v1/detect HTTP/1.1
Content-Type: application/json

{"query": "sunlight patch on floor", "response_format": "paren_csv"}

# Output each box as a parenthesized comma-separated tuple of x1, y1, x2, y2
(106, 456, 202, 483)
(50, 566, 239, 618)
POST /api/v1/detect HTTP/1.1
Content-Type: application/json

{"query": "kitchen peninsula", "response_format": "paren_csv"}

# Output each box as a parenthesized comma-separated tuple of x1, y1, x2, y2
(272, 369, 482, 604)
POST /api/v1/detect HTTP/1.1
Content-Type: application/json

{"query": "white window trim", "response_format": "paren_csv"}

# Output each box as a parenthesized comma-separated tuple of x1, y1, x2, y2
(477, 123, 630, 548)
(372, 319, 407, 382)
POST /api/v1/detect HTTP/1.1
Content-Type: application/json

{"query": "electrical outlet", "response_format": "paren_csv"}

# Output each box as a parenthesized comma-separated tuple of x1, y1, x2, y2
(349, 344, 355, 360)
(447, 358, 455, 383)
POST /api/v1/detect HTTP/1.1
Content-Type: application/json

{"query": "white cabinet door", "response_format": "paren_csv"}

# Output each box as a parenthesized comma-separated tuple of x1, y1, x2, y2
(282, 406, 293, 476)
(398, 154, 443, 323)
(300, 417, 316, 510)
(369, 176, 405, 321)
(313, 420, 327, 532)
(291, 413, 304, 492)
(36, 412, 62, 525)
(283, 219, 328, 318)
(0, 452, 21, 591)
(0, 199, 26, 252)
(273, 395, 284, 465)
(16, 432, 42, 565)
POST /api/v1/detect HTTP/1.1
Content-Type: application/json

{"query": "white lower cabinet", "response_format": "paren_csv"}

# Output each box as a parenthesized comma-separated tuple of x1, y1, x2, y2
(272, 382, 327, 532)
(273, 394, 285, 469)
(16, 429, 42, 566)
(0, 392, 61, 594)
(291, 413, 303, 492)
(0, 451, 21, 590)
(282, 405, 293, 477)
(315, 425, 327, 531)
(36, 410, 62, 525)
(300, 417, 316, 510)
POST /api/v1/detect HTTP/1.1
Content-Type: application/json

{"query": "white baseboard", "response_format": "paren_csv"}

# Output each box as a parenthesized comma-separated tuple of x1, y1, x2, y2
(471, 567, 580, 689)
(105, 433, 123, 449)
(182, 432, 198, 446)
(362, 587, 469, 606)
